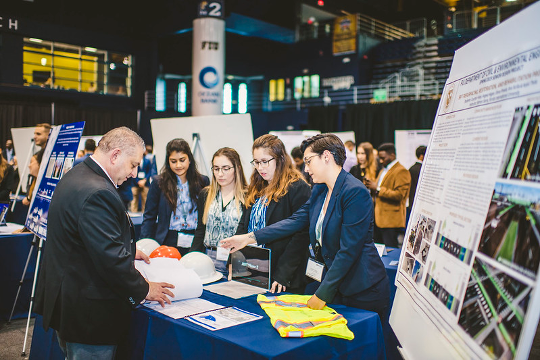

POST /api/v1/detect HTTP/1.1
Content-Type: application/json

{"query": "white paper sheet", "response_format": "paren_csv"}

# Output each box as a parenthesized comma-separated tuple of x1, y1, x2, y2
(144, 298, 224, 319)
(186, 307, 262, 331)
(203, 280, 267, 299)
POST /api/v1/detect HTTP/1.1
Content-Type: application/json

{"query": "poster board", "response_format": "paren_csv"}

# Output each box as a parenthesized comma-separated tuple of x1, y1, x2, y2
(391, 3, 540, 360)
(269, 130, 320, 159)
(77, 136, 102, 152)
(395, 129, 431, 170)
(151, 114, 254, 180)
(26, 122, 85, 239)
(11, 126, 42, 193)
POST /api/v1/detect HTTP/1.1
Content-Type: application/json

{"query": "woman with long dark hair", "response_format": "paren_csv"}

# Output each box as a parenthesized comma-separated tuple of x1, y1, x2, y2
(140, 139, 209, 255)
(0, 147, 16, 202)
(235, 134, 311, 294)
(190, 147, 248, 271)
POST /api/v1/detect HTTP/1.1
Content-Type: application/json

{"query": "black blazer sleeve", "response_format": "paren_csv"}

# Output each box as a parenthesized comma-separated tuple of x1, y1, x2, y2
(191, 187, 209, 253)
(140, 175, 161, 239)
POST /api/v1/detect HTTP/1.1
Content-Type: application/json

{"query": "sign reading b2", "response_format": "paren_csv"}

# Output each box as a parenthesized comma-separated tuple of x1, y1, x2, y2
(198, 1, 224, 19)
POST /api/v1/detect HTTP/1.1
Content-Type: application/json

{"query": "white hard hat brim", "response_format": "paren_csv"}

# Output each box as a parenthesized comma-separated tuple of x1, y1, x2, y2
(201, 271, 224, 284)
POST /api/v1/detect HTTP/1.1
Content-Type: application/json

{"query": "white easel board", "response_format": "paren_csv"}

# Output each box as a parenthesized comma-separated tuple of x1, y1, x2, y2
(391, 3, 540, 359)
(395, 129, 431, 169)
(11, 126, 45, 193)
(150, 114, 254, 179)
(269, 130, 321, 159)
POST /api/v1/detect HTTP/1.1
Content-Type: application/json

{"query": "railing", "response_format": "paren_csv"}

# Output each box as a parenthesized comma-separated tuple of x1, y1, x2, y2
(392, 18, 428, 38)
(378, 65, 441, 100)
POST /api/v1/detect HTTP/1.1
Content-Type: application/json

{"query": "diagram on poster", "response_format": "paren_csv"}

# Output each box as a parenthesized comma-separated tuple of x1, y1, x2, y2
(391, 3, 540, 360)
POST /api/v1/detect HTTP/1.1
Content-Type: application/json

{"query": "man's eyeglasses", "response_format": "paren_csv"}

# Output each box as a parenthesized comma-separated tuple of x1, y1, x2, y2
(250, 158, 275, 168)
(304, 154, 320, 166)
(213, 166, 234, 174)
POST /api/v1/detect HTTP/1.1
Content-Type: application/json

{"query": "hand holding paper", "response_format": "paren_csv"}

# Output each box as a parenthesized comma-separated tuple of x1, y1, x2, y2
(146, 281, 175, 307)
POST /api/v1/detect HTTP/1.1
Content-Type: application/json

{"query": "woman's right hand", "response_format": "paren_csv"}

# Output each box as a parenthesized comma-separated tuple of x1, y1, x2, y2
(220, 233, 256, 253)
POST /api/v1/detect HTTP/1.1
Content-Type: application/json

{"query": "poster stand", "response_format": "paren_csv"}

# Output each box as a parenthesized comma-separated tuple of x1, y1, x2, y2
(192, 133, 211, 176)
(11, 140, 36, 212)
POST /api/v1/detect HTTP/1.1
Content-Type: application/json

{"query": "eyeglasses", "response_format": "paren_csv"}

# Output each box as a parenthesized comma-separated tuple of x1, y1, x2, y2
(250, 158, 275, 168)
(213, 166, 234, 174)
(304, 154, 320, 166)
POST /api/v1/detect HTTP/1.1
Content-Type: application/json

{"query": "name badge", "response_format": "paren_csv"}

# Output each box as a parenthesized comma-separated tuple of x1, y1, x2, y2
(138, 171, 145, 178)
(177, 233, 194, 248)
(216, 246, 230, 261)
(306, 258, 324, 282)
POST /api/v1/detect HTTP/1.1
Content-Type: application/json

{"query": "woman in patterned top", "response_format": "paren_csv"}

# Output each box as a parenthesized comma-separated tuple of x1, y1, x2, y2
(235, 134, 311, 294)
(190, 148, 247, 272)
(140, 139, 209, 256)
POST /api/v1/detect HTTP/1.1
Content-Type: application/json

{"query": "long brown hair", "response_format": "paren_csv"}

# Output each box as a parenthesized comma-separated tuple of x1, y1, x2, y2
(202, 148, 247, 224)
(246, 134, 305, 207)
(0, 152, 7, 183)
(158, 138, 206, 210)
(359, 142, 377, 180)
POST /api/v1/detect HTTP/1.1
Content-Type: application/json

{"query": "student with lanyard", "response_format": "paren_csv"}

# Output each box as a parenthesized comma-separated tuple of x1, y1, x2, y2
(235, 134, 311, 294)
(140, 139, 209, 256)
(190, 147, 248, 272)
(221, 134, 390, 327)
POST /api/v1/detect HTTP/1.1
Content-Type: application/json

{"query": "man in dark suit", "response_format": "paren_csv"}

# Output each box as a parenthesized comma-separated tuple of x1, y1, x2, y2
(34, 127, 174, 359)
(366, 143, 411, 248)
(408, 145, 426, 212)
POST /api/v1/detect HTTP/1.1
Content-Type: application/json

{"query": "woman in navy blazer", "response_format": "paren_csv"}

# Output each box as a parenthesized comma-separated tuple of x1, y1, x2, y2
(140, 139, 209, 255)
(222, 134, 389, 320)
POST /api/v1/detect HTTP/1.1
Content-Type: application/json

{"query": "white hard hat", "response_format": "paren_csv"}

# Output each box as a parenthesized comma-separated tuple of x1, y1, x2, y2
(136, 238, 160, 256)
(179, 252, 223, 284)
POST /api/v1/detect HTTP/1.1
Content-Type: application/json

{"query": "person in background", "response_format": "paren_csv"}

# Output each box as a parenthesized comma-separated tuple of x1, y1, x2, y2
(34, 127, 174, 360)
(235, 134, 311, 294)
(342, 140, 357, 172)
(365, 143, 411, 248)
(140, 139, 209, 256)
(221, 134, 389, 325)
(34, 123, 51, 150)
(291, 146, 311, 183)
(4, 140, 15, 165)
(22, 149, 45, 206)
(131, 145, 157, 213)
(0, 147, 15, 202)
(76, 150, 85, 159)
(73, 139, 96, 167)
(190, 148, 247, 272)
(408, 145, 426, 212)
(349, 142, 379, 189)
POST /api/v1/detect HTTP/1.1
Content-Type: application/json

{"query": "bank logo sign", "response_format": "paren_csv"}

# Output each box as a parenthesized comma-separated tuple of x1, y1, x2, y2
(199, 66, 219, 89)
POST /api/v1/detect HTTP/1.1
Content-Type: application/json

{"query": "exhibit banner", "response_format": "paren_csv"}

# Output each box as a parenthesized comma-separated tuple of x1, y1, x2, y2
(26, 122, 85, 239)
(332, 14, 357, 56)
(391, 3, 540, 360)
(192, 1, 225, 116)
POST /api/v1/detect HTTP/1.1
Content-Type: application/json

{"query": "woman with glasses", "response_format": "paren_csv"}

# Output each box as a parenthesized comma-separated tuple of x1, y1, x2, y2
(141, 139, 209, 256)
(236, 134, 311, 294)
(221, 134, 389, 324)
(189, 148, 247, 272)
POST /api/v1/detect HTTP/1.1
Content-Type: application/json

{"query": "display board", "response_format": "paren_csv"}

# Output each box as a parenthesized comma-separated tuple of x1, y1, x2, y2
(26, 122, 85, 239)
(269, 130, 321, 159)
(391, 3, 540, 360)
(395, 129, 431, 170)
(77, 136, 102, 152)
(151, 114, 254, 180)
(11, 126, 42, 193)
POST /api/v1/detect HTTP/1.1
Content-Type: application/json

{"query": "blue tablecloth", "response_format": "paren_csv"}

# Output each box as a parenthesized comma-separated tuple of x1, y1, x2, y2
(0, 232, 36, 321)
(30, 290, 385, 360)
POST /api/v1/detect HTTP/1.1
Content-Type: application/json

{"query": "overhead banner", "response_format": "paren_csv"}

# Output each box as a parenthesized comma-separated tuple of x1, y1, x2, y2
(26, 122, 85, 239)
(332, 14, 357, 56)
(192, 1, 225, 116)
(391, 3, 540, 360)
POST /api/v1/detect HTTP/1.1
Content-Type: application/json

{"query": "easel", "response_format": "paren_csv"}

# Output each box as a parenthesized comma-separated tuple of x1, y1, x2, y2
(11, 140, 36, 212)
(192, 133, 211, 177)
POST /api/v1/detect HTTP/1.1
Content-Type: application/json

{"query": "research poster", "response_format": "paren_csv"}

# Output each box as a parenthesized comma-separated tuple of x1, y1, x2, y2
(392, 4, 540, 359)
(26, 122, 85, 239)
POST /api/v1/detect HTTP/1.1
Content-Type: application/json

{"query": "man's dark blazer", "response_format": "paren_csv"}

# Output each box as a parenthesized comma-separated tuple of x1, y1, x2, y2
(236, 179, 311, 290)
(255, 170, 388, 303)
(408, 161, 422, 210)
(140, 175, 209, 244)
(34, 157, 149, 345)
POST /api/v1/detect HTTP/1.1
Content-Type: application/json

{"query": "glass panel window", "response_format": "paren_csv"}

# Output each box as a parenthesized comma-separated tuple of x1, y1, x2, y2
(223, 83, 232, 114)
(277, 79, 285, 101)
(269, 79, 276, 102)
(155, 78, 166, 111)
(310, 75, 320, 98)
(294, 77, 303, 100)
(22, 38, 131, 96)
(303, 76, 310, 98)
(178, 82, 187, 113)
(238, 83, 247, 114)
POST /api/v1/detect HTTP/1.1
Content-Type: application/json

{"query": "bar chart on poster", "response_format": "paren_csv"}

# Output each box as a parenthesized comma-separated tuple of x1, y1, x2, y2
(391, 2, 540, 360)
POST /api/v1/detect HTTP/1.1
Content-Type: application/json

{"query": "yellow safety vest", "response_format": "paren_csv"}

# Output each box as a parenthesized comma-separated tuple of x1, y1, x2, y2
(257, 294, 354, 340)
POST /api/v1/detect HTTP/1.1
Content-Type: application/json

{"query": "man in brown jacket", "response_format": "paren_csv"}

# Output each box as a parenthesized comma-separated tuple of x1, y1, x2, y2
(366, 143, 411, 248)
